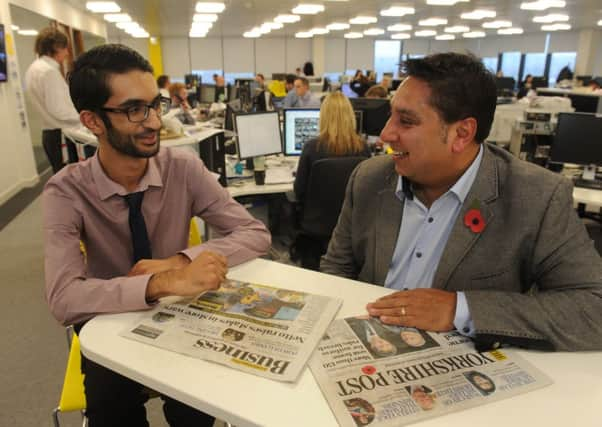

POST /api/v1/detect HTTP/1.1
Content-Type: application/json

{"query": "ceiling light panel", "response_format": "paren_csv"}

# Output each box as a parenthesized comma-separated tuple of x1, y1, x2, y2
(292, 4, 325, 14)
(18, 29, 38, 36)
(243, 31, 260, 38)
(482, 20, 512, 29)
(104, 13, 131, 23)
(541, 23, 571, 30)
(387, 24, 412, 32)
(195, 2, 225, 13)
(532, 13, 569, 23)
(380, 6, 415, 17)
(463, 31, 486, 38)
(436, 34, 455, 40)
(444, 25, 470, 33)
(427, 0, 469, 4)
(419, 18, 448, 26)
(310, 27, 329, 35)
(349, 16, 377, 25)
(11, 25, 19, 30)
(344, 32, 363, 38)
(295, 31, 314, 38)
(86, 2, 120, 13)
(193, 14, 218, 22)
(520, 0, 565, 10)
(275, 14, 301, 23)
(327, 22, 350, 30)
(415, 30, 437, 37)
(364, 28, 385, 36)
(391, 33, 411, 39)
(116, 22, 140, 30)
(498, 27, 524, 35)
(461, 10, 496, 20)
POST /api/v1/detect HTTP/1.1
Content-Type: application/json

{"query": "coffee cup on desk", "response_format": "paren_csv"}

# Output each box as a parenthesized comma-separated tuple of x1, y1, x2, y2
(253, 156, 266, 185)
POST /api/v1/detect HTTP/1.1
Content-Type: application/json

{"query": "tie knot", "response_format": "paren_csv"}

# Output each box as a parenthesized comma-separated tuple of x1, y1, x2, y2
(124, 192, 144, 211)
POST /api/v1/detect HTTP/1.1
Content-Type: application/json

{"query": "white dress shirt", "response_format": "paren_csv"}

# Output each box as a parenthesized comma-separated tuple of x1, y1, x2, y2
(25, 56, 81, 130)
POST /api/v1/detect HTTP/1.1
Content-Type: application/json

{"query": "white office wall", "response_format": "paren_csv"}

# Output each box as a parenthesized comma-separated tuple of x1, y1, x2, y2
(256, 38, 285, 75)
(592, 30, 602, 76)
(403, 39, 430, 55)
(325, 38, 345, 73)
(162, 37, 191, 78)
(190, 38, 222, 70)
(107, 35, 149, 59)
(429, 40, 451, 53)
(286, 38, 312, 72)
(346, 39, 374, 70)
(548, 31, 579, 52)
(223, 37, 254, 72)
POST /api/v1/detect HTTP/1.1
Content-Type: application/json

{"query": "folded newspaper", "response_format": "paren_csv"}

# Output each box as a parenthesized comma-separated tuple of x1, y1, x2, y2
(121, 279, 342, 382)
(309, 316, 553, 426)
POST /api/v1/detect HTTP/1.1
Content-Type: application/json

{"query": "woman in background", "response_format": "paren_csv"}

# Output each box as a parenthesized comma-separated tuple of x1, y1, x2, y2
(294, 91, 371, 202)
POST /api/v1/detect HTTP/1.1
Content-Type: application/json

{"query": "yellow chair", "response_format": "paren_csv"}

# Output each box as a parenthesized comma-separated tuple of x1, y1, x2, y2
(268, 80, 287, 97)
(52, 326, 87, 427)
(188, 217, 203, 246)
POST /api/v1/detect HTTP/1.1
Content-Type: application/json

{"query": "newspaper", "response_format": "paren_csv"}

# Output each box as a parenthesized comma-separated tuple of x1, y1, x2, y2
(120, 279, 342, 382)
(309, 316, 553, 426)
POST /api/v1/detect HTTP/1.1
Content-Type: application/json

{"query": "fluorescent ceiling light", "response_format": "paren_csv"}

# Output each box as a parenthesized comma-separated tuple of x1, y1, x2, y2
(436, 34, 455, 40)
(275, 14, 301, 23)
(263, 22, 283, 30)
(419, 18, 448, 26)
(498, 27, 524, 35)
(295, 31, 314, 38)
(243, 31, 261, 38)
(11, 25, 19, 31)
(344, 32, 363, 39)
(482, 20, 512, 29)
(415, 30, 437, 37)
(86, 2, 120, 13)
(259, 24, 273, 34)
(380, 6, 415, 17)
(387, 24, 412, 32)
(18, 29, 38, 36)
(463, 31, 486, 38)
(104, 13, 131, 23)
(195, 2, 225, 13)
(541, 23, 571, 30)
(310, 27, 329, 35)
(190, 30, 209, 38)
(131, 30, 149, 38)
(191, 22, 213, 31)
(533, 13, 569, 23)
(292, 4, 325, 14)
(520, 0, 565, 10)
(116, 22, 141, 30)
(391, 33, 411, 39)
(327, 22, 350, 30)
(349, 16, 377, 25)
(193, 14, 218, 22)
(461, 10, 496, 20)
(427, 0, 468, 4)
(364, 28, 385, 36)
(598, 19, 602, 26)
(444, 25, 470, 33)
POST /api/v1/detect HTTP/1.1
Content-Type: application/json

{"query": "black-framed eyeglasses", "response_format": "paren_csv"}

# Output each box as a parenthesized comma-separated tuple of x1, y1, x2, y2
(100, 96, 171, 123)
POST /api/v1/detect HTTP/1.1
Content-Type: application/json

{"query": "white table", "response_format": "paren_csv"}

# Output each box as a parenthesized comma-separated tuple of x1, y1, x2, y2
(227, 180, 293, 198)
(573, 187, 602, 209)
(79, 259, 602, 427)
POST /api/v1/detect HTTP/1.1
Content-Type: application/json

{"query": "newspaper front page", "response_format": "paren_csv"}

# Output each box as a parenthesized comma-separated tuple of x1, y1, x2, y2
(121, 279, 342, 382)
(309, 316, 553, 426)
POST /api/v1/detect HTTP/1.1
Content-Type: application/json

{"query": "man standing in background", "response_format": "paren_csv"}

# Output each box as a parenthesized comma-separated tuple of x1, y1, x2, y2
(25, 27, 79, 173)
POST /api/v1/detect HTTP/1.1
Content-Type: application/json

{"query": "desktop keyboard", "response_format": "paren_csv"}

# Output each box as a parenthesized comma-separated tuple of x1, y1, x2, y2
(574, 178, 602, 191)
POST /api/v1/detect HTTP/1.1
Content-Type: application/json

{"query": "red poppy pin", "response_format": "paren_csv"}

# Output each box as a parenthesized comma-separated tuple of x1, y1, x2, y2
(464, 200, 486, 234)
(361, 365, 376, 375)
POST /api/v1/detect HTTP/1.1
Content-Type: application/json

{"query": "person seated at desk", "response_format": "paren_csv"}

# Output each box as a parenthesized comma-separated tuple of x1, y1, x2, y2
(44, 44, 271, 427)
(282, 74, 298, 108)
(517, 74, 533, 99)
(157, 74, 170, 98)
(365, 85, 388, 99)
(291, 77, 321, 108)
(350, 75, 373, 98)
(169, 82, 196, 125)
(255, 73, 266, 89)
(213, 74, 226, 102)
(321, 52, 602, 352)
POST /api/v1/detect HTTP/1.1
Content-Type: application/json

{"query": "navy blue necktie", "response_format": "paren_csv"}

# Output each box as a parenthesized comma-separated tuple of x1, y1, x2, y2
(123, 192, 152, 264)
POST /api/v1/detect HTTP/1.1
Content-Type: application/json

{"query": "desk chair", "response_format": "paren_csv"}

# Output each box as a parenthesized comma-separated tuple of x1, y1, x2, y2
(291, 157, 366, 270)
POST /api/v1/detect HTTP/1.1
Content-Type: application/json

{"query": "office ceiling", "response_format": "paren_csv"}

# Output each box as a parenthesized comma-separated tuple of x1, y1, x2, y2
(70, 0, 602, 40)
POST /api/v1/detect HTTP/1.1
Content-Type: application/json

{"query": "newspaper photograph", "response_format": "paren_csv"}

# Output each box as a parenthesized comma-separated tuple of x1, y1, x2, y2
(309, 315, 553, 426)
(120, 279, 342, 382)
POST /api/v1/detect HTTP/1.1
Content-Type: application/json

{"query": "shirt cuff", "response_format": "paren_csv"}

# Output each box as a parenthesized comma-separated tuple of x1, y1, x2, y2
(454, 291, 476, 337)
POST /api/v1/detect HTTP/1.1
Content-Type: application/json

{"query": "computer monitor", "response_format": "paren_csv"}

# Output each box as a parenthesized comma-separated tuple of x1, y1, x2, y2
(531, 77, 548, 89)
(224, 99, 242, 131)
(496, 77, 516, 94)
(234, 111, 282, 160)
(550, 112, 602, 169)
(341, 83, 357, 99)
(350, 98, 391, 136)
(185, 74, 201, 87)
(200, 84, 216, 104)
(283, 108, 320, 156)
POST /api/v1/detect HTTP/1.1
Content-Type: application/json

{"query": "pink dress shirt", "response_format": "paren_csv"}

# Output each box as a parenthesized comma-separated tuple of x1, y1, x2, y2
(43, 147, 271, 325)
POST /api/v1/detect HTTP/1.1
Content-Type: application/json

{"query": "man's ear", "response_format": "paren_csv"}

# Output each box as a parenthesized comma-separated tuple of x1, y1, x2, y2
(80, 110, 106, 137)
(449, 117, 477, 153)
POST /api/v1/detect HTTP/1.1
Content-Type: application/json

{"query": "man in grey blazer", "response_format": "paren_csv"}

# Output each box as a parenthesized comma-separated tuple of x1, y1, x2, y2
(321, 52, 602, 352)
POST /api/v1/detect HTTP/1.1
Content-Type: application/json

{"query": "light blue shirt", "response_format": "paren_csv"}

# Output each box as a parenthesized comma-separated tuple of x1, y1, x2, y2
(282, 89, 298, 108)
(295, 91, 321, 108)
(384, 145, 484, 336)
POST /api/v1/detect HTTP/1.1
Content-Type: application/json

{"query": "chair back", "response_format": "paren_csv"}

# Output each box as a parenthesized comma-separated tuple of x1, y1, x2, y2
(301, 156, 366, 238)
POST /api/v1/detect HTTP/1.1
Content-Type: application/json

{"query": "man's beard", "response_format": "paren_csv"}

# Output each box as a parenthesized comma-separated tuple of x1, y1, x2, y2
(106, 127, 160, 158)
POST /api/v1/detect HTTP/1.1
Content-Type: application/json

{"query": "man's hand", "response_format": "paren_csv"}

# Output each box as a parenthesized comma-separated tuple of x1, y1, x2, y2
(128, 254, 190, 277)
(366, 289, 457, 332)
(146, 251, 227, 301)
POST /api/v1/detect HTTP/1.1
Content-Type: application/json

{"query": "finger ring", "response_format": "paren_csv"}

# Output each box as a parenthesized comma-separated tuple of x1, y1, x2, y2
(400, 306, 406, 317)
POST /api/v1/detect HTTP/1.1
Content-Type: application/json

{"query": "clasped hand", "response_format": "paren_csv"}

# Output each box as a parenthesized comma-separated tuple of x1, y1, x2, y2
(366, 288, 457, 332)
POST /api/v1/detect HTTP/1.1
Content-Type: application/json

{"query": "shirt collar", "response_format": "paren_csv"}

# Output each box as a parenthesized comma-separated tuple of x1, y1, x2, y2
(41, 55, 60, 70)
(396, 144, 484, 204)
(91, 151, 163, 200)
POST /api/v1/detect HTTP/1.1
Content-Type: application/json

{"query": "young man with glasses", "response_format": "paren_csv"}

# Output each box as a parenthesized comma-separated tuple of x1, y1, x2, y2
(43, 44, 271, 426)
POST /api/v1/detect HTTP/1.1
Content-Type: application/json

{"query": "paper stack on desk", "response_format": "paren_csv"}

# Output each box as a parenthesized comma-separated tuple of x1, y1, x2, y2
(265, 166, 295, 184)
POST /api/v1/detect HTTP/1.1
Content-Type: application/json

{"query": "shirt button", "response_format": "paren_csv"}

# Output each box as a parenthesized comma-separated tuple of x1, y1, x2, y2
(428, 217, 434, 223)
(416, 252, 422, 258)
(463, 327, 470, 334)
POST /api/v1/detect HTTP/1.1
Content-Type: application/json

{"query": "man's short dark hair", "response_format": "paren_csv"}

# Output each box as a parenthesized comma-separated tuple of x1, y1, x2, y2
(156, 75, 169, 88)
(34, 27, 68, 57)
(68, 44, 153, 112)
(403, 52, 497, 143)
(285, 74, 296, 85)
(295, 77, 309, 87)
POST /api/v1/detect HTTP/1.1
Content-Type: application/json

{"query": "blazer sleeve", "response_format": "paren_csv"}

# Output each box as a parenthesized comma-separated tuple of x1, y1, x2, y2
(465, 178, 602, 352)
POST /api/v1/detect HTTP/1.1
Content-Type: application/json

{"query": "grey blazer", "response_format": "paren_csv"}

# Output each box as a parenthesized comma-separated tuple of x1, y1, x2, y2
(321, 143, 602, 351)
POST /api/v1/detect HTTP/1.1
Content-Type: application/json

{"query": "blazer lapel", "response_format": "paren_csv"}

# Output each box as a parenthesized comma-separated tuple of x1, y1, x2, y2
(374, 168, 404, 285)
(433, 144, 500, 289)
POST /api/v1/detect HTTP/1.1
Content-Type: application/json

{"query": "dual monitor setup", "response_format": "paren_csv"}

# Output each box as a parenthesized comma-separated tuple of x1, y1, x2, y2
(232, 99, 391, 161)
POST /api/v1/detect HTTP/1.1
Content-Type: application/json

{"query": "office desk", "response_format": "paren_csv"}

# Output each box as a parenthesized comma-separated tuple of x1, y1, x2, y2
(227, 180, 293, 198)
(573, 187, 602, 209)
(79, 259, 602, 427)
